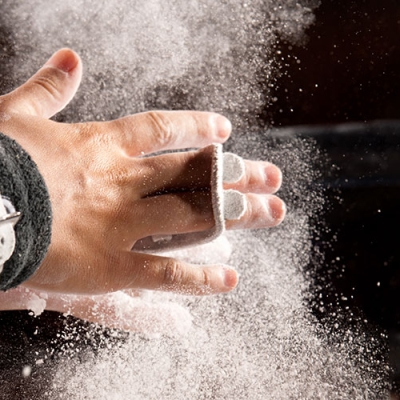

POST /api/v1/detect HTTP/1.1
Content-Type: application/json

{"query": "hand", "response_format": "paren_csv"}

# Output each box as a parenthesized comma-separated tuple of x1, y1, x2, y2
(0, 237, 230, 336)
(0, 48, 285, 297)
(0, 286, 193, 337)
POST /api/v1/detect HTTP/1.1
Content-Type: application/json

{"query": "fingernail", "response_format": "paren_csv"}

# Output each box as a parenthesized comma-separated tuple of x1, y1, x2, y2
(214, 115, 232, 140)
(221, 265, 238, 289)
(264, 164, 283, 192)
(269, 196, 286, 224)
(45, 49, 79, 73)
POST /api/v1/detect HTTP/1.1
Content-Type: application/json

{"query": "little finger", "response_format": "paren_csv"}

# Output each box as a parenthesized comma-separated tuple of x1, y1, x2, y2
(136, 149, 212, 197)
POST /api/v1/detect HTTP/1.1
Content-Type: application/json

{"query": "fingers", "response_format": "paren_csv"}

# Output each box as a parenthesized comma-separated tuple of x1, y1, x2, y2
(0, 287, 193, 336)
(117, 152, 285, 239)
(0, 287, 27, 311)
(137, 152, 282, 198)
(136, 149, 212, 197)
(46, 291, 193, 336)
(106, 110, 232, 156)
(122, 193, 284, 246)
(119, 252, 238, 295)
(226, 194, 286, 230)
(0, 48, 82, 118)
(132, 192, 214, 238)
(132, 154, 284, 233)
(224, 160, 282, 194)
(127, 192, 284, 242)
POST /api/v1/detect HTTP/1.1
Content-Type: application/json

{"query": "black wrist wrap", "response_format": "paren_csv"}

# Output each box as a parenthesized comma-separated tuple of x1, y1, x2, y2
(0, 132, 52, 291)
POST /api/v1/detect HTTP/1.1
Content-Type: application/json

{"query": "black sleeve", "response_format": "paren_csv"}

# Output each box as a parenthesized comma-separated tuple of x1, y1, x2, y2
(0, 132, 52, 291)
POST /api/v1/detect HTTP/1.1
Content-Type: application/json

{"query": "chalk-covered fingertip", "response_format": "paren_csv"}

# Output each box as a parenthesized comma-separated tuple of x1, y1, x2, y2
(223, 189, 246, 220)
(223, 152, 245, 183)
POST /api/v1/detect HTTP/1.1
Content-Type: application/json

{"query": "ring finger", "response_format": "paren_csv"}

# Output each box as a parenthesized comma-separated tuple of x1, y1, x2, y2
(136, 149, 212, 197)
(123, 192, 285, 247)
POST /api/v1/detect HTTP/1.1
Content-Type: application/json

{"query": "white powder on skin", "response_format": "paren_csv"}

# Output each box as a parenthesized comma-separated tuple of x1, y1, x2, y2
(88, 291, 194, 338)
(25, 291, 48, 316)
(223, 152, 245, 184)
(163, 235, 232, 264)
(223, 190, 247, 220)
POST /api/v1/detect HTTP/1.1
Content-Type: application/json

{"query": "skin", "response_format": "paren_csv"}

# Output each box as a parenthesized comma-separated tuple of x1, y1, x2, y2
(0, 49, 285, 332)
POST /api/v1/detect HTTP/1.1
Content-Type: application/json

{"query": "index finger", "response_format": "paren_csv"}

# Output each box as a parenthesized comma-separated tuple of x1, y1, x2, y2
(104, 110, 232, 156)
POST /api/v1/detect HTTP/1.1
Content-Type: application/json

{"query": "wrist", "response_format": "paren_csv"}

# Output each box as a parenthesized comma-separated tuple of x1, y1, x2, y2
(0, 132, 52, 290)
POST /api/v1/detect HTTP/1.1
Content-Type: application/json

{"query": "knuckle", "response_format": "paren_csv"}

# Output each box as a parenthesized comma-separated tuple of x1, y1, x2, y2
(75, 122, 115, 153)
(105, 163, 131, 186)
(243, 168, 253, 188)
(146, 111, 174, 147)
(163, 259, 184, 286)
(102, 251, 126, 291)
(76, 121, 105, 141)
(32, 73, 63, 100)
(243, 197, 255, 224)
(244, 163, 261, 190)
(201, 268, 211, 288)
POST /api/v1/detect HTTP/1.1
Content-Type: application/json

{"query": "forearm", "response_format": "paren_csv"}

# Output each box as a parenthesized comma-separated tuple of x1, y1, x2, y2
(0, 132, 52, 291)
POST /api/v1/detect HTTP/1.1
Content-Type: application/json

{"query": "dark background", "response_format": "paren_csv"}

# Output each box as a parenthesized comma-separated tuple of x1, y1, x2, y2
(269, 0, 400, 126)
(267, 0, 400, 395)
(271, 0, 400, 326)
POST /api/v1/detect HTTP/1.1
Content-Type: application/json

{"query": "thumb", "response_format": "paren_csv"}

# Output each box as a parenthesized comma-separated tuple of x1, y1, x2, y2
(1, 48, 82, 119)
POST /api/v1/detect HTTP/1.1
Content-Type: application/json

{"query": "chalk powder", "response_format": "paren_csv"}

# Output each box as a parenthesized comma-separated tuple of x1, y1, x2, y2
(0, 0, 389, 398)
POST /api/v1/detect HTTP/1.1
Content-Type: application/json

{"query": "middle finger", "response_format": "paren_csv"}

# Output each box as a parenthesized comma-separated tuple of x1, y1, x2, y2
(136, 153, 282, 198)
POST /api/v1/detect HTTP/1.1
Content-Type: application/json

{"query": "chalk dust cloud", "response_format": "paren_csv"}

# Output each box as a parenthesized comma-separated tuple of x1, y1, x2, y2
(0, 0, 390, 398)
